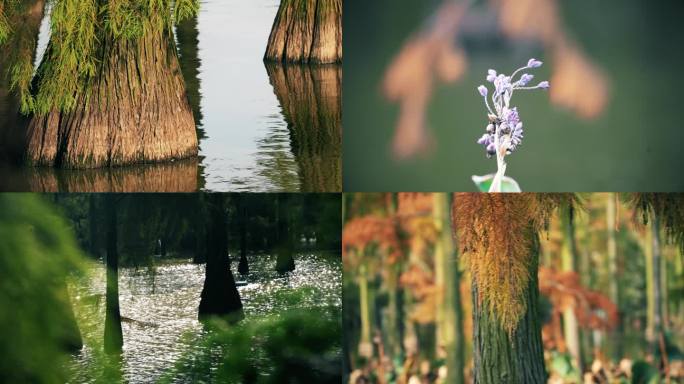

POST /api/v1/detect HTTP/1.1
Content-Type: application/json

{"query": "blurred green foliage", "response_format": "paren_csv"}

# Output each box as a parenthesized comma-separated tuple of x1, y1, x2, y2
(0, 194, 85, 383)
(163, 288, 341, 384)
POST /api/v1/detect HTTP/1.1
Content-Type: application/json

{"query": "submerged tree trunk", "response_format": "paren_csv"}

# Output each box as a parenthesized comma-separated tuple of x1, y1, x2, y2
(237, 194, 249, 275)
(0, 0, 44, 162)
(26, 28, 197, 169)
(104, 195, 123, 354)
(472, 230, 546, 384)
(264, 0, 342, 64)
(275, 194, 296, 273)
(198, 194, 244, 321)
(265, 63, 341, 191)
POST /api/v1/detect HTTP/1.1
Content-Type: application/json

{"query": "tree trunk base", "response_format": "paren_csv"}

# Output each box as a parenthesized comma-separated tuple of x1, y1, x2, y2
(25, 29, 197, 169)
(264, 0, 342, 64)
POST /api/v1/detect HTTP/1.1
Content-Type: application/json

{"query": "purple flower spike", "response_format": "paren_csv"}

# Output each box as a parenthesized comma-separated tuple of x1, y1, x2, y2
(527, 58, 543, 68)
(476, 59, 547, 159)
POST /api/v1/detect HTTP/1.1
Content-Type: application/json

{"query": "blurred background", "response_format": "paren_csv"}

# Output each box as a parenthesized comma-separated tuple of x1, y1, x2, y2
(343, 0, 684, 192)
(343, 193, 684, 383)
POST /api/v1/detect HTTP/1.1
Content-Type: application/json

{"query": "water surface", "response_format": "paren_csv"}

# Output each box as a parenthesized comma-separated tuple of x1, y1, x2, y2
(70, 252, 341, 383)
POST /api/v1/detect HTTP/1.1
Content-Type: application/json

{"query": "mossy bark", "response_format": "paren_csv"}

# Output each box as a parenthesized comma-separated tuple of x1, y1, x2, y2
(472, 231, 546, 384)
(264, 0, 342, 64)
(265, 63, 341, 191)
(198, 194, 244, 321)
(26, 28, 197, 169)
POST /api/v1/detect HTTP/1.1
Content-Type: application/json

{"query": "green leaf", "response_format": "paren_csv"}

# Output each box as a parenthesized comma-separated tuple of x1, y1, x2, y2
(471, 174, 522, 192)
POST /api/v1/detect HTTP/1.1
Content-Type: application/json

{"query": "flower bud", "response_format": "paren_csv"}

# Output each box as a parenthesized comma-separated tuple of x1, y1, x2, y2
(477, 85, 488, 97)
(527, 58, 543, 68)
(519, 73, 534, 86)
(537, 81, 550, 89)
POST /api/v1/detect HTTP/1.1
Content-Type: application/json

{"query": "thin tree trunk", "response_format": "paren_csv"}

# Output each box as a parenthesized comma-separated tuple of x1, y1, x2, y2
(433, 193, 464, 384)
(606, 193, 621, 360)
(275, 194, 295, 273)
(198, 194, 244, 321)
(561, 205, 583, 371)
(644, 222, 655, 346)
(264, 0, 342, 64)
(238, 196, 249, 275)
(472, 230, 546, 384)
(358, 263, 373, 359)
(26, 27, 197, 168)
(104, 195, 123, 354)
(651, 213, 663, 358)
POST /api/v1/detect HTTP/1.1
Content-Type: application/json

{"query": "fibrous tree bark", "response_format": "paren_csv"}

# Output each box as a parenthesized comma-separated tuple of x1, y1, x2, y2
(264, 0, 342, 64)
(471, 230, 546, 384)
(104, 194, 123, 354)
(198, 194, 244, 322)
(26, 24, 197, 168)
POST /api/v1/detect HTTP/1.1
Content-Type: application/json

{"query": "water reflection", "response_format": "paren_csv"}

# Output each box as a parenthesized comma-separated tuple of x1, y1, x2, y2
(70, 252, 341, 383)
(265, 64, 342, 192)
(0, 159, 199, 192)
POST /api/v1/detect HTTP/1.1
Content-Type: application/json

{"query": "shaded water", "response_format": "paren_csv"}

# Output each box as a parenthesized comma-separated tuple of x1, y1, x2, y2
(0, 0, 341, 192)
(69, 252, 341, 383)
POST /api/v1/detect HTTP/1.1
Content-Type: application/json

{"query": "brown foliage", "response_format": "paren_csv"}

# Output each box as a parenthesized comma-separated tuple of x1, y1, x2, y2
(451, 193, 575, 332)
(342, 215, 401, 267)
(539, 267, 619, 331)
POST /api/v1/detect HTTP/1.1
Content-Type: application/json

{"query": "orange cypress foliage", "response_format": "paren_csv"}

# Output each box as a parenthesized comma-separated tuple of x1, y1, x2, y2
(342, 216, 402, 267)
(397, 193, 434, 216)
(538, 267, 618, 330)
(451, 193, 576, 333)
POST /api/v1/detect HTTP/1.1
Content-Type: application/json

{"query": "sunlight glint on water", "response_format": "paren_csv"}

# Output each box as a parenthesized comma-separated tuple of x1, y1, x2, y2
(70, 252, 341, 383)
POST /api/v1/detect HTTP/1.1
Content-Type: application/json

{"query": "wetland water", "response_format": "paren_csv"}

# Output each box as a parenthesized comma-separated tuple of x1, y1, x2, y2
(0, 0, 341, 192)
(69, 252, 341, 383)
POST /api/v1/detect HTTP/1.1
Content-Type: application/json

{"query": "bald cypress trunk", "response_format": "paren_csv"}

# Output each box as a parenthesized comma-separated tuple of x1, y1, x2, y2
(264, 0, 342, 64)
(198, 194, 244, 321)
(26, 28, 197, 169)
(472, 231, 546, 384)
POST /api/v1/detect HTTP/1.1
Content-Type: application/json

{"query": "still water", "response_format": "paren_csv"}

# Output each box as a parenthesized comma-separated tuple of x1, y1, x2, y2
(0, 0, 341, 192)
(69, 252, 341, 383)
